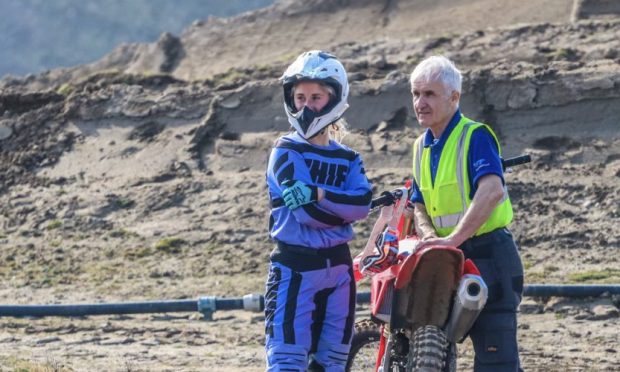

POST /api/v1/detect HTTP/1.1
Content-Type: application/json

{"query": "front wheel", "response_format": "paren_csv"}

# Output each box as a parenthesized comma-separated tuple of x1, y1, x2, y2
(346, 319, 381, 372)
(407, 325, 456, 372)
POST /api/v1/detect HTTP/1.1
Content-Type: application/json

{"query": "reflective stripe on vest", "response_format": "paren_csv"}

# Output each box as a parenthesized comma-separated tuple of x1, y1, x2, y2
(412, 117, 512, 235)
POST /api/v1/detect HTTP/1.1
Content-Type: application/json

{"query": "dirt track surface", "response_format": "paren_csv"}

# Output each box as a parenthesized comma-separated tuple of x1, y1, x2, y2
(0, 0, 619, 370)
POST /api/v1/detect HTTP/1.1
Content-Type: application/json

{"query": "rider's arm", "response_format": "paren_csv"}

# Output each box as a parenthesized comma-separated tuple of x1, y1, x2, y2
(268, 147, 346, 228)
(317, 154, 372, 221)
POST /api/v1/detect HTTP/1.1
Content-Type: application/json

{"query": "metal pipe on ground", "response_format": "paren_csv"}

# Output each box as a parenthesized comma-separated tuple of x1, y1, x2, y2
(0, 300, 197, 317)
(0, 294, 264, 320)
(0, 285, 617, 319)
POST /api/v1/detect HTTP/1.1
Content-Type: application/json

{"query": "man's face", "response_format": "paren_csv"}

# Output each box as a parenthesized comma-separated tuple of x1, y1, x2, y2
(411, 79, 459, 132)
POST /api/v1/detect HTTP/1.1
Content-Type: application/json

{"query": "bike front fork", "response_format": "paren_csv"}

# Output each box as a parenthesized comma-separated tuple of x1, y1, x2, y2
(380, 328, 409, 371)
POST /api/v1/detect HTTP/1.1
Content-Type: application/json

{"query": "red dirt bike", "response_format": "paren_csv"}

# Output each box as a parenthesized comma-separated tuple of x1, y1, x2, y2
(346, 156, 530, 372)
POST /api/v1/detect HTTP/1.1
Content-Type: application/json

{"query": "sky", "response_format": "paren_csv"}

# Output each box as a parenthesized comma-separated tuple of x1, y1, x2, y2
(0, 0, 275, 78)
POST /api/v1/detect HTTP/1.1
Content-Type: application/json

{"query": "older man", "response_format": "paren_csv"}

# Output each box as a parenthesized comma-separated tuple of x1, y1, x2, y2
(405, 55, 524, 371)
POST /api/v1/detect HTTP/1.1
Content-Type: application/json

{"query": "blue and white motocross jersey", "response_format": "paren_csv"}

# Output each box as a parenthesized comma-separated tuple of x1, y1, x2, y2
(266, 132, 372, 249)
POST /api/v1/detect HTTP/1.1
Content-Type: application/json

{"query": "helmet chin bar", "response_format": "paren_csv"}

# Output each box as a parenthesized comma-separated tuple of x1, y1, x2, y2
(297, 106, 318, 134)
(306, 117, 343, 140)
(308, 125, 328, 140)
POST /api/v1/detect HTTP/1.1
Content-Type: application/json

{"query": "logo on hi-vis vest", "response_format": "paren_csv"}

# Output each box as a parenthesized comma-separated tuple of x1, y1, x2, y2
(305, 159, 348, 187)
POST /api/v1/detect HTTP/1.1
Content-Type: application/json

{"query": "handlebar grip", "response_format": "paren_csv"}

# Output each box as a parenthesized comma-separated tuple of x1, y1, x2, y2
(502, 154, 531, 170)
(370, 189, 405, 209)
(370, 193, 393, 209)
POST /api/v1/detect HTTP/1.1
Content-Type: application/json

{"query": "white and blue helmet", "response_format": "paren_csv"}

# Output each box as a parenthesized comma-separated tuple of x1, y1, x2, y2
(281, 50, 349, 139)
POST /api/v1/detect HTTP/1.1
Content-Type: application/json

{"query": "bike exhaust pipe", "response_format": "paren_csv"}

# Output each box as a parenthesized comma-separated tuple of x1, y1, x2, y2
(445, 274, 488, 343)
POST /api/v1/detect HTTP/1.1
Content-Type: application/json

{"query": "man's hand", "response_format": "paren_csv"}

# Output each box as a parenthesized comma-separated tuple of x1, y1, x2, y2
(415, 235, 463, 251)
(282, 180, 318, 210)
(415, 235, 460, 252)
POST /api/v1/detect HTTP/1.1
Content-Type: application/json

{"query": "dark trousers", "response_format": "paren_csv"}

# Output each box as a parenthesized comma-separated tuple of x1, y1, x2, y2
(459, 228, 524, 372)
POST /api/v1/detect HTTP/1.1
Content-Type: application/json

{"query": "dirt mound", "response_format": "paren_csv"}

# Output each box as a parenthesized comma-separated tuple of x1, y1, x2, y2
(0, 0, 619, 370)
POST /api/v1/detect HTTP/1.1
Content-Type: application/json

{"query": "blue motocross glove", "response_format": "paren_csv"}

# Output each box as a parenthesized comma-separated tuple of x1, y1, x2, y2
(282, 180, 318, 210)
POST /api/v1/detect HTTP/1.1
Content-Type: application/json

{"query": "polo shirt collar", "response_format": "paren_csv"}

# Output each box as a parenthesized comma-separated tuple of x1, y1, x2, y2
(423, 109, 462, 148)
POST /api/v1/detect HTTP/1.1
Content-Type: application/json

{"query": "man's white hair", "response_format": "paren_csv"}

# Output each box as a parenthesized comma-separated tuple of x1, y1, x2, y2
(410, 55, 462, 94)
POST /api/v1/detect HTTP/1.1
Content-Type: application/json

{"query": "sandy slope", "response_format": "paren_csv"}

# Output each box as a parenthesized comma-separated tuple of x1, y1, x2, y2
(0, 0, 619, 371)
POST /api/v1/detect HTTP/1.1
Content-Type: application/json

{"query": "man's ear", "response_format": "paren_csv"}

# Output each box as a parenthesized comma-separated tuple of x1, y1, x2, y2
(451, 90, 460, 104)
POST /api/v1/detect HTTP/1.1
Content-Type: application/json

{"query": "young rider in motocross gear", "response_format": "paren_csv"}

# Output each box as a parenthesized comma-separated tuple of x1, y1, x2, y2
(264, 50, 372, 371)
(406, 55, 524, 371)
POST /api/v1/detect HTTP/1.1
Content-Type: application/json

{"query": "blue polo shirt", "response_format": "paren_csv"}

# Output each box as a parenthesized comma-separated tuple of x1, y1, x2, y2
(410, 109, 504, 205)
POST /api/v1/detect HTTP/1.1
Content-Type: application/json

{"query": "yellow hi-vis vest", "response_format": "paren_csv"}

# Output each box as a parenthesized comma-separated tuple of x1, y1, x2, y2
(412, 116, 513, 237)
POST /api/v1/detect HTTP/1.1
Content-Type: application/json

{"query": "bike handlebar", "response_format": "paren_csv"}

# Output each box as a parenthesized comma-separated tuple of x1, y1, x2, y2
(370, 154, 531, 209)
(370, 190, 402, 209)
(502, 154, 531, 170)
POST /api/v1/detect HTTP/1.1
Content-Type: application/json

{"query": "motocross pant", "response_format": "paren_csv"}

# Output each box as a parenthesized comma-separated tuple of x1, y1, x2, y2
(460, 227, 524, 372)
(265, 241, 356, 372)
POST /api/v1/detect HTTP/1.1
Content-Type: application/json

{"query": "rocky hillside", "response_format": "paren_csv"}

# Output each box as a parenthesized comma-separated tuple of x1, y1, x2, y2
(0, 0, 618, 370)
